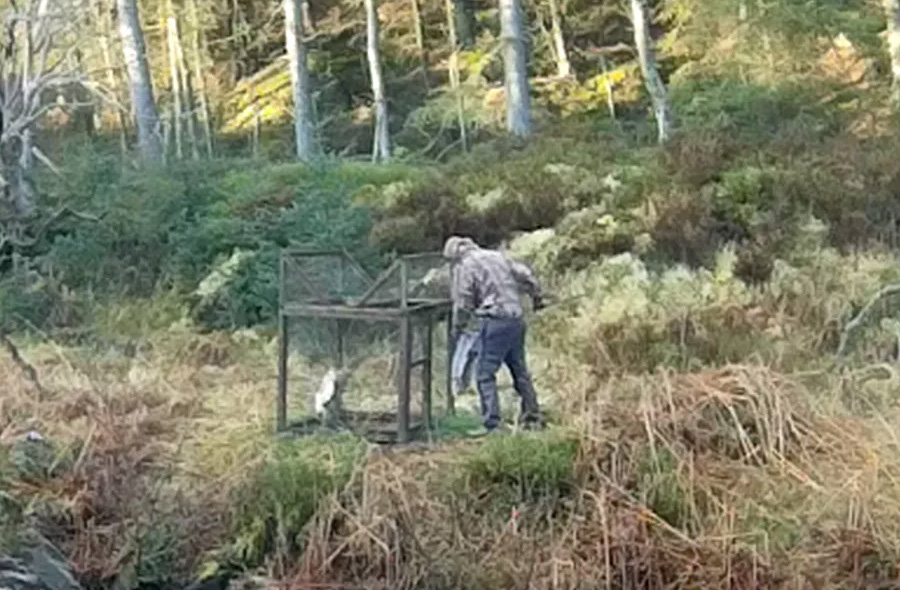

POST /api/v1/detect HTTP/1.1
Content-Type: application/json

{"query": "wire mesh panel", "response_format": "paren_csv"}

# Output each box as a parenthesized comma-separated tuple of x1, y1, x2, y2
(404, 253, 451, 300)
(281, 249, 374, 305)
(354, 253, 450, 306)
(285, 316, 399, 410)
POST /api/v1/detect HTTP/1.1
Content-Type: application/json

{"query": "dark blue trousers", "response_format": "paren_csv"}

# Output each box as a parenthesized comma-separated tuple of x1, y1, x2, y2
(475, 316, 541, 430)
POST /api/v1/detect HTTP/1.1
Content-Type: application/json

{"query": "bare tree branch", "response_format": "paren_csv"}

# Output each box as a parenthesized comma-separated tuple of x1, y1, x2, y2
(1, 0, 87, 215)
(30, 145, 61, 175)
(836, 283, 900, 359)
(0, 330, 46, 397)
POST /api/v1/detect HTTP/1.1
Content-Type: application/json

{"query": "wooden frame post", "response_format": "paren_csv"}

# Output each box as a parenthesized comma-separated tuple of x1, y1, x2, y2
(397, 316, 413, 443)
(423, 314, 434, 431)
(336, 319, 345, 368)
(277, 255, 289, 432)
(445, 309, 455, 416)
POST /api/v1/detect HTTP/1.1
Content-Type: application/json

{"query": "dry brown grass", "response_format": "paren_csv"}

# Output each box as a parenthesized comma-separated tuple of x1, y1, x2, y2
(0, 330, 281, 586)
(4, 309, 900, 590)
(286, 365, 900, 590)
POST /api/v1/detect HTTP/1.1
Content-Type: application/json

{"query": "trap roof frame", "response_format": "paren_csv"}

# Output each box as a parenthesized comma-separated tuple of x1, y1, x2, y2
(277, 247, 456, 443)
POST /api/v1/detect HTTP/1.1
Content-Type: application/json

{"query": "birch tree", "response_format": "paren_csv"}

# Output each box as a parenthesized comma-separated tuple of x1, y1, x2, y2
(445, 0, 468, 150)
(285, 0, 314, 160)
(547, 0, 572, 77)
(167, 2, 199, 160)
(166, 11, 185, 159)
(186, 0, 213, 156)
(499, 0, 532, 136)
(631, 0, 672, 143)
(93, 0, 129, 156)
(885, 0, 900, 105)
(117, 0, 163, 162)
(365, 0, 391, 161)
(410, 0, 429, 88)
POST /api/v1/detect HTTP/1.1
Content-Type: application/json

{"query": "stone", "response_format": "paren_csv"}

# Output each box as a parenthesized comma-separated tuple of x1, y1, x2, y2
(0, 531, 80, 590)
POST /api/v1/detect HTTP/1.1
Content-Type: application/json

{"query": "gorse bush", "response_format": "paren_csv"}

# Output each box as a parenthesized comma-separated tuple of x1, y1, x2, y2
(529, 232, 900, 375)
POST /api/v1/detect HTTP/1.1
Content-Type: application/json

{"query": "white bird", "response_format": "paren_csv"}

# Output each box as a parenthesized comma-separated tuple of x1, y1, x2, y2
(315, 368, 339, 416)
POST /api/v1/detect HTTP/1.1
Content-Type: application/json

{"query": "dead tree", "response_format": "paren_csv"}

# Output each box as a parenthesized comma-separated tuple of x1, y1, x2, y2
(444, 0, 468, 151)
(1, 0, 86, 218)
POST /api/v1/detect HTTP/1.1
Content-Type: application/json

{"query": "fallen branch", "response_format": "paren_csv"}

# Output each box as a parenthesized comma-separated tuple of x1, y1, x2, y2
(0, 331, 45, 397)
(836, 282, 900, 358)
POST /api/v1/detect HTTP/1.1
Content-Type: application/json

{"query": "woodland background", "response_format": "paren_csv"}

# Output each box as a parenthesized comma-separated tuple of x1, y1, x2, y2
(5, 0, 900, 589)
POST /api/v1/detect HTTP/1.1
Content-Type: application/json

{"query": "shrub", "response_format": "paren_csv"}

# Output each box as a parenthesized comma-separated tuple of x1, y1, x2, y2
(456, 431, 579, 511)
(661, 126, 742, 189)
(224, 435, 363, 567)
(10, 158, 421, 332)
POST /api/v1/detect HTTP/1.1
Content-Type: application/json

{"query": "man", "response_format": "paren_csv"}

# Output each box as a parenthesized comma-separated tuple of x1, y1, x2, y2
(443, 235, 546, 434)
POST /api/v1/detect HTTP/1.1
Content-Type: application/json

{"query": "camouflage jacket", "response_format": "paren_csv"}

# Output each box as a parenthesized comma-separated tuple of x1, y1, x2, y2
(451, 246, 543, 323)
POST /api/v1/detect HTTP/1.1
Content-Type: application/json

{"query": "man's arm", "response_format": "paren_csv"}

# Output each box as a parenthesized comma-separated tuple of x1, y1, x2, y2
(455, 258, 479, 313)
(507, 257, 544, 306)
(448, 258, 479, 338)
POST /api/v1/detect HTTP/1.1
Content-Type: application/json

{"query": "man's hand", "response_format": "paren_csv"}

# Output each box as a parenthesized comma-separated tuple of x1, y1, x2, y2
(533, 293, 557, 312)
(450, 322, 464, 345)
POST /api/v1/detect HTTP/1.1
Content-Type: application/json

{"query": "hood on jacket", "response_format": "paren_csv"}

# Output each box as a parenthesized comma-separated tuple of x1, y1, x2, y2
(442, 236, 479, 261)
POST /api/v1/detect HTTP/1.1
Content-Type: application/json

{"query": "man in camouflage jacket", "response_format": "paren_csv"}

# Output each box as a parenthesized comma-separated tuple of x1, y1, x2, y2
(442, 236, 546, 433)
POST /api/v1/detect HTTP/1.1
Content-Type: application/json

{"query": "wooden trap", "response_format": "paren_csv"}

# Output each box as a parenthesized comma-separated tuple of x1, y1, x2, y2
(276, 248, 455, 444)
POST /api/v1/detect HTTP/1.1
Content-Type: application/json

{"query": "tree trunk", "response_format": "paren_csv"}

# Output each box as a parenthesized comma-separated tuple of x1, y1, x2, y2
(166, 15, 184, 159)
(454, 0, 475, 48)
(13, 130, 36, 217)
(168, 3, 199, 160)
(499, 0, 532, 137)
(885, 0, 900, 105)
(181, 63, 200, 160)
(547, 0, 571, 78)
(117, 0, 163, 162)
(411, 0, 430, 89)
(73, 50, 96, 138)
(95, 0, 130, 158)
(365, 0, 391, 161)
(599, 54, 616, 120)
(631, 0, 672, 144)
(285, 0, 315, 161)
(301, 0, 314, 31)
(187, 0, 214, 157)
(445, 0, 468, 151)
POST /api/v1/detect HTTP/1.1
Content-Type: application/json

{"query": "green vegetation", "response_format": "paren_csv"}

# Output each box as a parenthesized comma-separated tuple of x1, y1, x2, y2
(223, 435, 364, 567)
